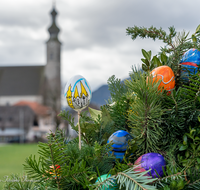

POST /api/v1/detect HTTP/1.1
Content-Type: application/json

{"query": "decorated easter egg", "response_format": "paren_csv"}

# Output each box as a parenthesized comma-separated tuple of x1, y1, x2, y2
(150, 66, 175, 92)
(107, 130, 133, 152)
(95, 174, 117, 190)
(108, 151, 125, 162)
(64, 75, 92, 111)
(180, 48, 200, 76)
(134, 152, 166, 178)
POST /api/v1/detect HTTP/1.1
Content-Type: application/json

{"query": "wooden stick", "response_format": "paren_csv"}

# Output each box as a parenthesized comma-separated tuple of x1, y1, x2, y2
(78, 111, 81, 149)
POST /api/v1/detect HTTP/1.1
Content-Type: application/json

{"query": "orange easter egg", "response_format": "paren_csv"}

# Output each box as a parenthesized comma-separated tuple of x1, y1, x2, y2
(150, 66, 175, 92)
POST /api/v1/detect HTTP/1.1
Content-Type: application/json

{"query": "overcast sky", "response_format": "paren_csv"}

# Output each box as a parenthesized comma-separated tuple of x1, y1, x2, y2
(0, 0, 199, 96)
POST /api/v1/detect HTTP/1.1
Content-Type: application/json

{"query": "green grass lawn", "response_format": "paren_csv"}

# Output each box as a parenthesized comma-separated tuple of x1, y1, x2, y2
(0, 143, 39, 189)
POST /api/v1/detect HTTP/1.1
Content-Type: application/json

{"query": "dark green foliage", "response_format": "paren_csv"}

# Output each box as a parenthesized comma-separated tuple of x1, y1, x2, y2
(107, 75, 130, 130)
(63, 140, 114, 175)
(126, 25, 200, 88)
(107, 75, 128, 102)
(59, 108, 119, 146)
(24, 130, 116, 190)
(125, 71, 164, 154)
(163, 140, 181, 172)
(178, 126, 200, 169)
(187, 176, 200, 189)
(155, 171, 184, 190)
(3, 174, 39, 190)
(126, 25, 176, 44)
(6, 24, 200, 189)
(160, 72, 200, 146)
(141, 49, 165, 72)
(124, 24, 200, 190)
(79, 108, 117, 145)
(108, 161, 130, 176)
(161, 88, 194, 143)
(94, 166, 157, 190)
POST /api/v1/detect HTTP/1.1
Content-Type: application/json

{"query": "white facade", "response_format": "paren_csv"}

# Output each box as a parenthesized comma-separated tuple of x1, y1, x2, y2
(27, 115, 55, 141)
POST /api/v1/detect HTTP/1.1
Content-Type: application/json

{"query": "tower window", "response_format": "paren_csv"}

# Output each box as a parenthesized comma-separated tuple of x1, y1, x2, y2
(50, 53, 53, 60)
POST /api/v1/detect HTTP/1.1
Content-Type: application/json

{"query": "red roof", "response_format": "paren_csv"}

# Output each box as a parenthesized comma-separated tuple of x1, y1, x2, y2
(14, 101, 51, 116)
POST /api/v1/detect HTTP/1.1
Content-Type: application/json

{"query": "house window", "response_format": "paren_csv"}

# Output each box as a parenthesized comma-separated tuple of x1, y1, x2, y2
(33, 117, 38, 126)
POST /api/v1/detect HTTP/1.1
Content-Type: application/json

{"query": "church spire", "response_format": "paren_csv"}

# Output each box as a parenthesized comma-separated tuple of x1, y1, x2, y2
(44, 2, 62, 114)
(48, 3, 60, 41)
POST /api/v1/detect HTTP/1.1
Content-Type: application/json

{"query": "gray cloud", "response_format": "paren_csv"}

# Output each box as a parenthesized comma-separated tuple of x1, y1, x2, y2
(60, 0, 199, 52)
(0, 0, 200, 92)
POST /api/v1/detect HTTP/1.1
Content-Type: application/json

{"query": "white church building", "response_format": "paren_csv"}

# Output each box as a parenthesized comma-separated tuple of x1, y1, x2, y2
(0, 5, 62, 142)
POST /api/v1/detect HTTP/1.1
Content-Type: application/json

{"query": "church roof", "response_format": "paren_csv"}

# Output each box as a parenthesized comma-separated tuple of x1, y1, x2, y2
(0, 65, 44, 96)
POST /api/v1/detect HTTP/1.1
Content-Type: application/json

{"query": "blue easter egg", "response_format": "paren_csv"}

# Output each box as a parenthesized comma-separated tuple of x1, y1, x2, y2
(180, 48, 200, 76)
(107, 130, 133, 152)
(109, 151, 126, 162)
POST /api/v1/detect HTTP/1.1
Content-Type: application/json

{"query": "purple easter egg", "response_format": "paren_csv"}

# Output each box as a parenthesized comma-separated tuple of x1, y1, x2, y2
(134, 153, 166, 178)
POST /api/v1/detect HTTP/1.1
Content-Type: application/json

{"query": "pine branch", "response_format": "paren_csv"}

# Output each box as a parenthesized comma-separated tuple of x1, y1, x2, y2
(125, 71, 164, 153)
(58, 110, 75, 128)
(95, 167, 157, 190)
(117, 172, 151, 190)
(187, 178, 200, 189)
(24, 155, 49, 181)
(49, 143, 61, 189)
(126, 26, 176, 51)
(155, 172, 182, 183)
(107, 75, 128, 102)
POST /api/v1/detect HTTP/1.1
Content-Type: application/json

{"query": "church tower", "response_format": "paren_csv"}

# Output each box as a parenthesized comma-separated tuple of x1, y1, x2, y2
(44, 4, 61, 113)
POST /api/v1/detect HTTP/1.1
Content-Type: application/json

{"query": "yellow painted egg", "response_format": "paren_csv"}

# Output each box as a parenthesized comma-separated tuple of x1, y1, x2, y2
(64, 75, 92, 111)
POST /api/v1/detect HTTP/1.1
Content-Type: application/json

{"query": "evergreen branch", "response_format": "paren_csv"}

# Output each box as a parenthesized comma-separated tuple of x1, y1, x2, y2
(107, 75, 128, 102)
(58, 110, 75, 128)
(95, 167, 157, 190)
(125, 71, 164, 153)
(188, 178, 200, 189)
(94, 175, 116, 190)
(116, 172, 149, 190)
(24, 155, 49, 181)
(155, 172, 182, 182)
(126, 26, 176, 51)
(2, 174, 39, 190)
(170, 90, 178, 112)
(49, 143, 61, 189)
(116, 167, 157, 190)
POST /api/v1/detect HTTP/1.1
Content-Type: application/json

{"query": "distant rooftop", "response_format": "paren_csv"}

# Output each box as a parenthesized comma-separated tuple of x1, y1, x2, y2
(14, 101, 51, 116)
(0, 65, 44, 96)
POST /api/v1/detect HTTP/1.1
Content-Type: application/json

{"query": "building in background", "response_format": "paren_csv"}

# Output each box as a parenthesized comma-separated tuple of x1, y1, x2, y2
(15, 101, 55, 142)
(0, 105, 34, 142)
(0, 5, 61, 142)
(0, 101, 55, 143)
